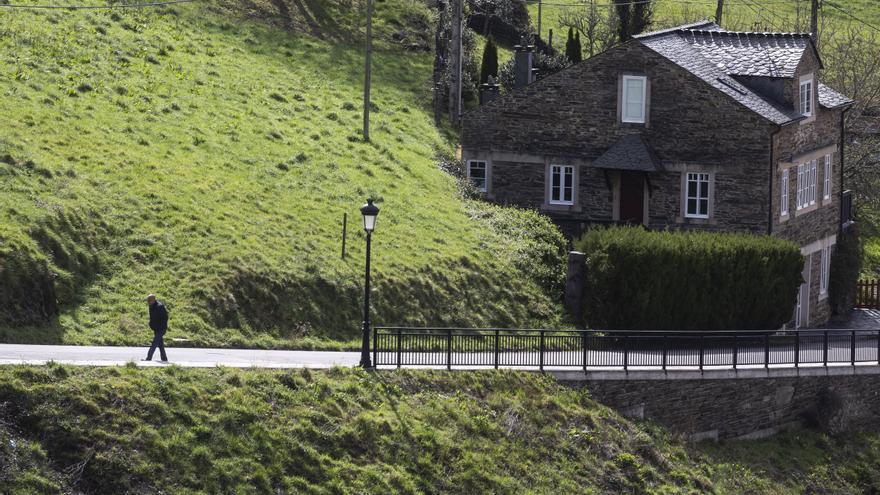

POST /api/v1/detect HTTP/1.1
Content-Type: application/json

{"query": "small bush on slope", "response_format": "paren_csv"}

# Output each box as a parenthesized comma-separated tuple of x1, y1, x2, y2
(0, 0, 562, 347)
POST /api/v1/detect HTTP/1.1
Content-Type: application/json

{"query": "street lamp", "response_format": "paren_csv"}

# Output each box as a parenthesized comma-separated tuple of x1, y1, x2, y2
(360, 198, 379, 368)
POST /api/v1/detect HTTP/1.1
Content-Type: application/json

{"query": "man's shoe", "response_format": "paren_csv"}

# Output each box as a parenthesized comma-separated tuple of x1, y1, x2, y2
(141, 358, 152, 362)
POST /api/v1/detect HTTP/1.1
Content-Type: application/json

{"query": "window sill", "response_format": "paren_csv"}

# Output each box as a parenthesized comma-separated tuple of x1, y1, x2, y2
(795, 202, 819, 217)
(542, 202, 580, 212)
(819, 292, 828, 301)
(799, 114, 816, 126)
(822, 197, 832, 206)
(676, 216, 716, 225)
(780, 214, 790, 223)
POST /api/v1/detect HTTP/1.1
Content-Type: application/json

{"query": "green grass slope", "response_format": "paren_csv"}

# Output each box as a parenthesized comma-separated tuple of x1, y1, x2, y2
(0, 0, 565, 348)
(529, 0, 880, 46)
(1, 366, 879, 494)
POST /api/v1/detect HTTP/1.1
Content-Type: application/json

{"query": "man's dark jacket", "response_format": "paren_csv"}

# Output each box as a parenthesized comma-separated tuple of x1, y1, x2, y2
(149, 301, 169, 334)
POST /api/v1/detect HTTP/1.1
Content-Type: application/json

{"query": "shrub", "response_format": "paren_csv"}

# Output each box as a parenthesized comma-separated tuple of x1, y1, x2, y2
(479, 36, 498, 84)
(573, 227, 803, 330)
(466, 201, 567, 301)
(829, 225, 863, 315)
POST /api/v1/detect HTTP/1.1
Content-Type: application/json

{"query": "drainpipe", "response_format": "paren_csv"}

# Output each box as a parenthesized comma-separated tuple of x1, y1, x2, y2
(839, 106, 851, 235)
(768, 126, 782, 235)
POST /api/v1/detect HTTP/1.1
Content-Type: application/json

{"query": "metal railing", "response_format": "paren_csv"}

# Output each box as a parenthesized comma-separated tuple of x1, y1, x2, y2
(372, 327, 880, 371)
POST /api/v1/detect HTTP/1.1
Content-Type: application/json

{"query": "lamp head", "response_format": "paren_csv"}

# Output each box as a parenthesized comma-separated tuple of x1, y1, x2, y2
(360, 199, 379, 232)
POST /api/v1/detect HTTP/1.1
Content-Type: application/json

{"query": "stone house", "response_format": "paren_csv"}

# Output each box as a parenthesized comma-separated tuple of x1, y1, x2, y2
(460, 21, 854, 327)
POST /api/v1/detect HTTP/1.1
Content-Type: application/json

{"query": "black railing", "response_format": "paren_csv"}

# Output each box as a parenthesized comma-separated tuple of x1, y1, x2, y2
(372, 327, 880, 371)
(842, 189, 855, 227)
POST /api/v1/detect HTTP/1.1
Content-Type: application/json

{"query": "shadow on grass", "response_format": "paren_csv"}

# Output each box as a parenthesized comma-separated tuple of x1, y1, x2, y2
(0, 317, 66, 345)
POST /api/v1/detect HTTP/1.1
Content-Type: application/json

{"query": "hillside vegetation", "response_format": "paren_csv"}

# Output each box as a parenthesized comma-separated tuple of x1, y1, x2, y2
(0, 0, 566, 348)
(1, 366, 880, 494)
(529, 0, 880, 44)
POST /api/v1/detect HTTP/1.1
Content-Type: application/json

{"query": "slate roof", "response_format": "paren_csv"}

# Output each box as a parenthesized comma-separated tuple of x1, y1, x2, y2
(592, 134, 662, 172)
(634, 23, 852, 125)
(679, 29, 813, 78)
(818, 83, 853, 109)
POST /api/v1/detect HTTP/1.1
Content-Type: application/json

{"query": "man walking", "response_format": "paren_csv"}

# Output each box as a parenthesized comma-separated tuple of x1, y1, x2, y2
(144, 294, 169, 362)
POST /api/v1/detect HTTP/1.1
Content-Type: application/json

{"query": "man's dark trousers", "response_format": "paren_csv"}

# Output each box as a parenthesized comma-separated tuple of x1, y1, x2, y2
(147, 331, 167, 361)
(147, 300, 169, 361)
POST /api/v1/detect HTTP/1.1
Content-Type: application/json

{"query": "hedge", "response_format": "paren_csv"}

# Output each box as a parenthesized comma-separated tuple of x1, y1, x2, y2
(573, 227, 804, 330)
(829, 224, 863, 315)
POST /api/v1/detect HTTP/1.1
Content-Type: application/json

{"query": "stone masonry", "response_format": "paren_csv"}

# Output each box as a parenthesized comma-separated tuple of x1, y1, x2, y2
(560, 368, 880, 440)
(461, 22, 852, 327)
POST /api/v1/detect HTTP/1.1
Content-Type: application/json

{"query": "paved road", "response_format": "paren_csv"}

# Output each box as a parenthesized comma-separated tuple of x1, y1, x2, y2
(0, 345, 361, 369)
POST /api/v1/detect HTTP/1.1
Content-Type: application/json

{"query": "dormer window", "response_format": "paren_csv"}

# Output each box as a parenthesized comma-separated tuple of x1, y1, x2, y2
(621, 75, 647, 123)
(799, 75, 813, 117)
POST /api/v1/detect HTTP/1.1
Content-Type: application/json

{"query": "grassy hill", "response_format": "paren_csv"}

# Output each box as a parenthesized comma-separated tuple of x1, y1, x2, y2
(0, 0, 566, 348)
(529, 0, 880, 47)
(1, 365, 880, 493)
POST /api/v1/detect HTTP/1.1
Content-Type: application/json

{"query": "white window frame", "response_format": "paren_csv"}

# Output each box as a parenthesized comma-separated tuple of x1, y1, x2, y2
(685, 172, 710, 219)
(781, 168, 789, 217)
(799, 77, 813, 117)
(796, 161, 818, 210)
(796, 163, 805, 210)
(819, 246, 831, 298)
(467, 160, 488, 192)
(823, 154, 832, 201)
(549, 165, 575, 205)
(809, 159, 817, 206)
(621, 75, 647, 124)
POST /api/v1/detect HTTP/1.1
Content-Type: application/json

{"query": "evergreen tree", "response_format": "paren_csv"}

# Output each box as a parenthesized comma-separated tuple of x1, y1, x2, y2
(565, 27, 575, 62)
(616, 0, 632, 42)
(479, 37, 499, 84)
(632, 0, 654, 37)
(616, 0, 654, 41)
(573, 31, 582, 62)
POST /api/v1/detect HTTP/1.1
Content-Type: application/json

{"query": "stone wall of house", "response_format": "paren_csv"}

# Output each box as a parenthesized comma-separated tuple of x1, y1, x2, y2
(771, 48, 844, 327)
(566, 369, 880, 440)
(462, 39, 777, 236)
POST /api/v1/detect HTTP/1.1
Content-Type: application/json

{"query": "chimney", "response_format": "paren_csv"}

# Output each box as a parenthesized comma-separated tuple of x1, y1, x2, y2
(479, 75, 500, 105)
(514, 37, 534, 89)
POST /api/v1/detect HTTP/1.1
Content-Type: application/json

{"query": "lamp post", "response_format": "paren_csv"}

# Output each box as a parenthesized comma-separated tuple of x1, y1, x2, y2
(359, 198, 379, 368)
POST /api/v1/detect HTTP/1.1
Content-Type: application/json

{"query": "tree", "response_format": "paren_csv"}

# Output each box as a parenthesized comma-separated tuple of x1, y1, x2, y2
(558, 0, 619, 57)
(632, 0, 653, 36)
(615, 0, 654, 41)
(821, 22, 880, 236)
(479, 37, 499, 84)
(565, 27, 576, 62)
(573, 31, 582, 62)
(616, 0, 631, 42)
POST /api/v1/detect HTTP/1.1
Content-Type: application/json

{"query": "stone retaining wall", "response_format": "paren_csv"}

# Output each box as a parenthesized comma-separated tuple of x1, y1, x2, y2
(557, 367, 880, 440)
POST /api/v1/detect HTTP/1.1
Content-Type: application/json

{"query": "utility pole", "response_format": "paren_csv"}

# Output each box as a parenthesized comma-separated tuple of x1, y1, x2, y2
(449, 0, 462, 126)
(715, 0, 724, 25)
(810, 0, 819, 40)
(363, 0, 373, 142)
(537, 0, 542, 39)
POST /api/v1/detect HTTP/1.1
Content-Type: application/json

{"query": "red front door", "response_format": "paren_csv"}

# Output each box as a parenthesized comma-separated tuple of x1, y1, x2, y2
(619, 172, 645, 224)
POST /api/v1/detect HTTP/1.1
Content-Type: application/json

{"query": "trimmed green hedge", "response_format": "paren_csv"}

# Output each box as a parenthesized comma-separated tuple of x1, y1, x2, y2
(830, 224, 863, 315)
(574, 227, 804, 330)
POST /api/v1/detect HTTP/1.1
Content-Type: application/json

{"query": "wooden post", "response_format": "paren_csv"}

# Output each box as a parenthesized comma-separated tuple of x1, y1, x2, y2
(537, 0, 542, 40)
(810, 0, 819, 41)
(363, 0, 373, 141)
(715, 0, 724, 25)
(341, 212, 347, 259)
(449, 0, 463, 126)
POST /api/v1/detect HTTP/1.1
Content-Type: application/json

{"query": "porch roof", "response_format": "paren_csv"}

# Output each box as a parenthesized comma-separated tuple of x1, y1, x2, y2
(592, 134, 662, 172)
